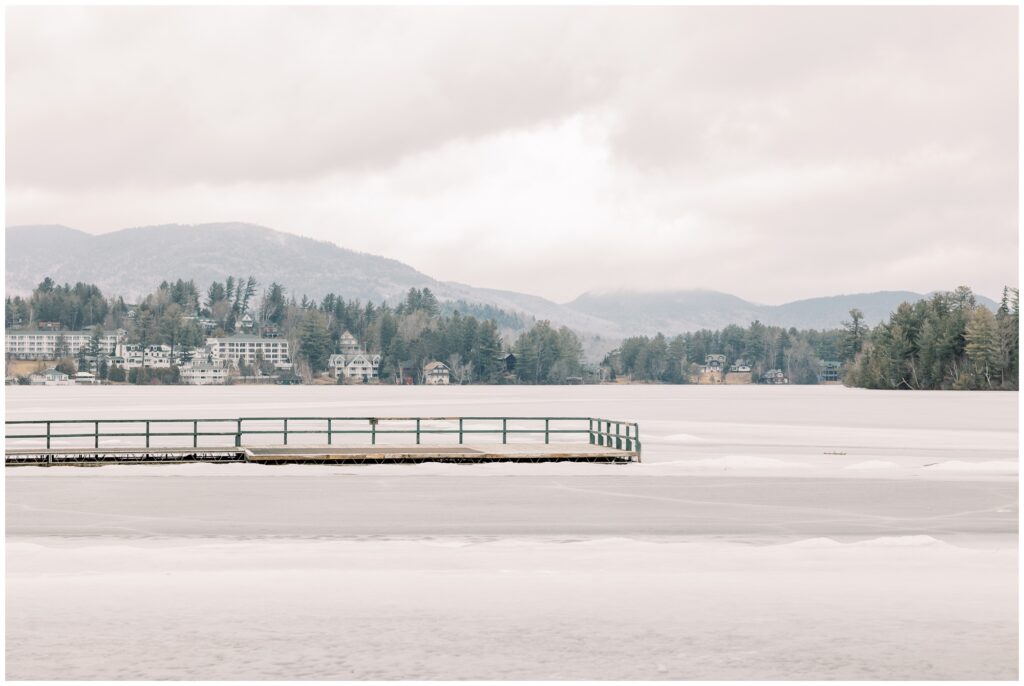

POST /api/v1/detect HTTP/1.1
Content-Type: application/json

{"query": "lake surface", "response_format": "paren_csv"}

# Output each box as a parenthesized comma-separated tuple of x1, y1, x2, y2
(6, 385, 1018, 679)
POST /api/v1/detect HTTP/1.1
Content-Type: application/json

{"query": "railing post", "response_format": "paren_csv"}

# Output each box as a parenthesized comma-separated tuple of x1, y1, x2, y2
(616, 422, 622, 450)
(371, 419, 376, 445)
(145, 421, 150, 448)
(95, 421, 100, 449)
(416, 418, 421, 445)
(327, 418, 332, 445)
(46, 421, 51, 450)
(588, 419, 594, 445)
(235, 419, 242, 447)
(545, 418, 550, 444)
(193, 420, 198, 448)
(502, 418, 507, 444)
(459, 418, 463, 445)
(283, 418, 289, 445)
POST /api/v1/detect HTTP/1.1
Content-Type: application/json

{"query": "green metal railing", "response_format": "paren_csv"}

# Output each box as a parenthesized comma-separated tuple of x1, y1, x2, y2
(5, 416, 641, 461)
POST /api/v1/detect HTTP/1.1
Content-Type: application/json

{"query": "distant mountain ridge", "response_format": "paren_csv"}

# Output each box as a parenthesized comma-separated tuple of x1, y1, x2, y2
(565, 289, 998, 333)
(5, 223, 998, 339)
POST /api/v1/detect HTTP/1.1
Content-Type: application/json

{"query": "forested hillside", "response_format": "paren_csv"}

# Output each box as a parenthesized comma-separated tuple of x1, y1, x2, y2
(845, 287, 1018, 390)
(7, 276, 1016, 389)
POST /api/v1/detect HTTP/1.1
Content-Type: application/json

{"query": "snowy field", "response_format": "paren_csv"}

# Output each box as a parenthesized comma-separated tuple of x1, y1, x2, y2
(5, 385, 1019, 679)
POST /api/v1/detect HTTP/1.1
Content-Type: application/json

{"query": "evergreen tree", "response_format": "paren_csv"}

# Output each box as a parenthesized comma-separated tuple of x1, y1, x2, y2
(842, 308, 866, 361)
(965, 307, 1000, 389)
(298, 313, 332, 374)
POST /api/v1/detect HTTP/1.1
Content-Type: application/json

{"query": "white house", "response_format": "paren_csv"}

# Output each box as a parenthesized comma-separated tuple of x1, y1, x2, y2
(338, 330, 362, 354)
(423, 361, 450, 385)
(29, 368, 71, 386)
(763, 369, 788, 384)
(180, 359, 230, 385)
(703, 354, 727, 373)
(206, 334, 291, 369)
(116, 343, 178, 369)
(329, 352, 382, 382)
(73, 371, 97, 385)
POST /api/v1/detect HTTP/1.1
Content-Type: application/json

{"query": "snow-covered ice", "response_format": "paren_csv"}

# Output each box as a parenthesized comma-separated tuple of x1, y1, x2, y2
(5, 385, 1018, 679)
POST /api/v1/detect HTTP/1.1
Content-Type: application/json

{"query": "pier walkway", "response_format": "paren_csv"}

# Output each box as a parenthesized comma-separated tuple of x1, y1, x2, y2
(5, 416, 640, 466)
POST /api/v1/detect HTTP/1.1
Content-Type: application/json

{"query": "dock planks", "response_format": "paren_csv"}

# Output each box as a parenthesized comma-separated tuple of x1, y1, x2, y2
(6, 443, 637, 466)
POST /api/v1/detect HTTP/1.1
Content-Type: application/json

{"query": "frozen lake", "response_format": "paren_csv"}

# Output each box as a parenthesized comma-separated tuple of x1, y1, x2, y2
(6, 385, 1018, 679)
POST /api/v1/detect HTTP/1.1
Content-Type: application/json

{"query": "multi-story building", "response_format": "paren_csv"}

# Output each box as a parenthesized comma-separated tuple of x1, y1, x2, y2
(819, 360, 842, 383)
(6, 330, 121, 360)
(117, 344, 174, 369)
(328, 352, 381, 382)
(327, 331, 381, 382)
(206, 334, 291, 369)
(180, 359, 231, 385)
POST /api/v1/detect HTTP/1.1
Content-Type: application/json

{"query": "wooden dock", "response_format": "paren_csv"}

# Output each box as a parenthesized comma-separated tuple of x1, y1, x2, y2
(6, 444, 635, 466)
(5, 416, 641, 466)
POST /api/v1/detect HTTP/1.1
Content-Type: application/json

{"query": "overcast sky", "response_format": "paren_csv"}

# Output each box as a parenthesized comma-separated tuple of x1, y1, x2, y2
(6, 6, 1018, 304)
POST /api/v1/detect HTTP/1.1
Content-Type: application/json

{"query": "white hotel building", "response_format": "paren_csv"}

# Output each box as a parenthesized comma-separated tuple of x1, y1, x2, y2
(206, 334, 291, 369)
(6, 330, 122, 360)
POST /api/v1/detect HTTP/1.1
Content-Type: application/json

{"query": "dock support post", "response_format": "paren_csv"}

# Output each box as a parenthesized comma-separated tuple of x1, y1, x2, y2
(94, 421, 99, 449)
(46, 421, 51, 450)
(459, 418, 463, 445)
(145, 421, 150, 448)
(416, 419, 421, 445)
(635, 425, 641, 463)
(327, 418, 332, 445)
(615, 422, 622, 450)
(235, 419, 242, 447)
(545, 419, 550, 444)
(589, 419, 594, 445)
(193, 421, 198, 448)
(502, 418, 507, 444)
(283, 418, 288, 445)
(371, 421, 376, 445)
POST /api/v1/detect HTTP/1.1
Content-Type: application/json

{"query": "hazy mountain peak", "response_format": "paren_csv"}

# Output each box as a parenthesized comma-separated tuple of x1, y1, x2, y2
(5, 223, 996, 343)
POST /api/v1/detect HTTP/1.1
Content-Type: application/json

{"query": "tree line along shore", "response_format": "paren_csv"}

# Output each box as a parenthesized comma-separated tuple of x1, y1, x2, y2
(5, 277, 1018, 390)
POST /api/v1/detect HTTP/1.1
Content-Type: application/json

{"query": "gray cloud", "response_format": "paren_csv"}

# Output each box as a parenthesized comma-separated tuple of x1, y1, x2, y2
(6, 6, 1017, 303)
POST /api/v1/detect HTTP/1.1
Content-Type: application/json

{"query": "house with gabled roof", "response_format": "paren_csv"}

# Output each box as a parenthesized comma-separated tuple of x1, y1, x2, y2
(329, 352, 381, 383)
(423, 360, 450, 385)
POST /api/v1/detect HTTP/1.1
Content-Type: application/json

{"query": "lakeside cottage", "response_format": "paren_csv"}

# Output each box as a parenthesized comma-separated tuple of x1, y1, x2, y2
(327, 331, 381, 382)
(820, 360, 842, 383)
(29, 368, 71, 386)
(763, 369, 788, 384)
(703, 354, 726, 373)
(423, 361, 450, 385)
(338, 330, 362, 354)
(180, 359, 231, 385)
(329, 352, 381, 383)
(501, 352, 516, 373)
